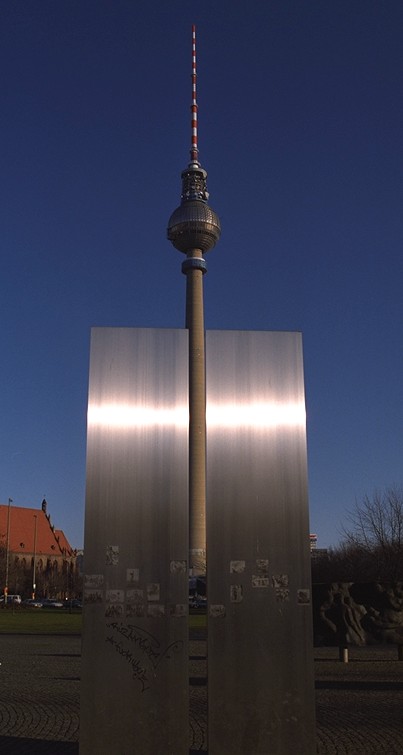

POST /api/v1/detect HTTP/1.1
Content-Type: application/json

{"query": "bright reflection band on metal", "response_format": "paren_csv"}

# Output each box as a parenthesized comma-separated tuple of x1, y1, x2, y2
(88, 400, 305, 429)
(87, 403, 189, 429)
(206, 401, 306, 428)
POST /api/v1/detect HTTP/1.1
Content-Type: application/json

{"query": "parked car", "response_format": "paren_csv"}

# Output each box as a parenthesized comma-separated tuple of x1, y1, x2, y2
(64, 599, 82, 610)
(0, 594, 22, 606)
(42, 599, 64, 608)
(22, 598, 43, 609)
(189, 595, 207, 609)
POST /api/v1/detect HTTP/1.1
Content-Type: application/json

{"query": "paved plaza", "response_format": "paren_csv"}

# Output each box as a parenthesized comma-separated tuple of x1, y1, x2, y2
(0, 634, 402, 753)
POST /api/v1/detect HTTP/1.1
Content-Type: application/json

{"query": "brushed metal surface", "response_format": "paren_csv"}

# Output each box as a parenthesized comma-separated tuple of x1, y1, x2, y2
(80, 328, 189, 755)
(206, 330, 316, 754)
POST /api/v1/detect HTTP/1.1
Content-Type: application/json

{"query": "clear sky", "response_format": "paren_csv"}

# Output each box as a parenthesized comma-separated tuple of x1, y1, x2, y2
(1, 1, 402, 550)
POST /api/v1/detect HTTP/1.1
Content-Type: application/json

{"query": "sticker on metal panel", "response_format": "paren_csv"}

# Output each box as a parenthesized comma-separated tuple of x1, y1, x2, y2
(84, 574, 104, 588)
(126, 603, 145, 618)
(126, 588, 143, 603)
(105, 545, 119, 566)
(84, 589, 103, 604)
(147, 583, 160, 602)
(106, 589, 124, 603)
(126, 568, 139, 583)
(255, 559, 269, 576)
(275, 588, 290, 602)
(272, 574, 289, 601)
(252, 575, 269, 588)
(209, 604, 226, 618)
(272, 574, 289, 589)
(170, 560, 187, 574)
(170, 604, 187, 617)
(230, 585, 243, 603)
(297, 589, 311, 604)
(230, 560, 245, 574)
(105, 603, 124, 618)
(147, 604, 165, 618)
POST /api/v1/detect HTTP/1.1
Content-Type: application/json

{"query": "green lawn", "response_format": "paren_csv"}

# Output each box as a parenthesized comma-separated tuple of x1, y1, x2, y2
(0, 608, 205, 634)
(189, 612, 206, 629)
(0, 608, 82, 634)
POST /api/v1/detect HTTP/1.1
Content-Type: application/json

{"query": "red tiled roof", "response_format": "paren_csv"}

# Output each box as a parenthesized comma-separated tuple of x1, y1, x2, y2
(0, 504, 74, 558)
(54, 529, 73, 554)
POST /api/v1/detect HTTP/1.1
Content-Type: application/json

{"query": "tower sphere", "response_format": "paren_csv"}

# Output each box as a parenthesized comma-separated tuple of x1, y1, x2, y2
(167, 199, 221, 254)
(167, 24, 220, 258)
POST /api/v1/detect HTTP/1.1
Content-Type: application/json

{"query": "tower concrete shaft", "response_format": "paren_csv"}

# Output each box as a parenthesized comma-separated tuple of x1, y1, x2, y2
(184, 249, 206, 573)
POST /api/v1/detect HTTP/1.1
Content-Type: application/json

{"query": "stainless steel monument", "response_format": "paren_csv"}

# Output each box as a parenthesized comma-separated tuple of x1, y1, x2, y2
(80, 328, 189, 753)
(206, 330, 316, 752)
(80, 25, 315, 755)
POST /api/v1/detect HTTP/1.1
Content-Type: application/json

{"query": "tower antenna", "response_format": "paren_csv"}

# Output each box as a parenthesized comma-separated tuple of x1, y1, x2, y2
(190, 24, 199, 165)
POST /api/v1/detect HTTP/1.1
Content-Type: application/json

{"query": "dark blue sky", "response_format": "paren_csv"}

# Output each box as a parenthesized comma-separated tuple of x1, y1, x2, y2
(1, 1, 402, 549)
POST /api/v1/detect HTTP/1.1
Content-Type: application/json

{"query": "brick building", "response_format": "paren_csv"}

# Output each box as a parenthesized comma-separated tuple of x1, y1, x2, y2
(0, 499, 77, 598)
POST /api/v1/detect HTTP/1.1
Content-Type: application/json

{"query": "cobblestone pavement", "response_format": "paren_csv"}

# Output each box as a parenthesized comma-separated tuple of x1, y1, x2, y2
(0, 635, 402, 753)
(0, 634, 80, 754)
(315, 646, 403, 755)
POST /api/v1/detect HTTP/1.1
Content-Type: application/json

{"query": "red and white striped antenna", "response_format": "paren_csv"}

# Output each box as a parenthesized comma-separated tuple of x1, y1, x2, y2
(190, 24, 199, 165)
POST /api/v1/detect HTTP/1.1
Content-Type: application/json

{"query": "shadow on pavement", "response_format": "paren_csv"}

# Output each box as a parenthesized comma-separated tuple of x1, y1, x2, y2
(316, 679, 403, 690)
(0, 736, 78, 754)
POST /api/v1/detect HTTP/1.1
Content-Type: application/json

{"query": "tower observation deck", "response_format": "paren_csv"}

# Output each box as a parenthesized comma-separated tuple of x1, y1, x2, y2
(167, 25, 220, 575)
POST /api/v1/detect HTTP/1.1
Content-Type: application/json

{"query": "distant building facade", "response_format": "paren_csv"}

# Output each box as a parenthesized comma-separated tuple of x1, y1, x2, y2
(310, 533, 328, 560)
(0, 499, 78, 598)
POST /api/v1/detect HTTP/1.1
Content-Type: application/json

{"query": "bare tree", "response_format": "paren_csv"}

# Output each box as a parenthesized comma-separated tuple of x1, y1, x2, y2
(342, 486, 403, 581)
(312, 543, 360, 583)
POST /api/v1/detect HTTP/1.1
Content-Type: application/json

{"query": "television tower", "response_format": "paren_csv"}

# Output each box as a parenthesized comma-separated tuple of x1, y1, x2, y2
(167, 25, 221, 575)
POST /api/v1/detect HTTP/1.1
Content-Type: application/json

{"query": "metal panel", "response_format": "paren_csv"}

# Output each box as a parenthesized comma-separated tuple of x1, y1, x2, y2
(80, 328, 189, 755)
(206, 330, 316, 755)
